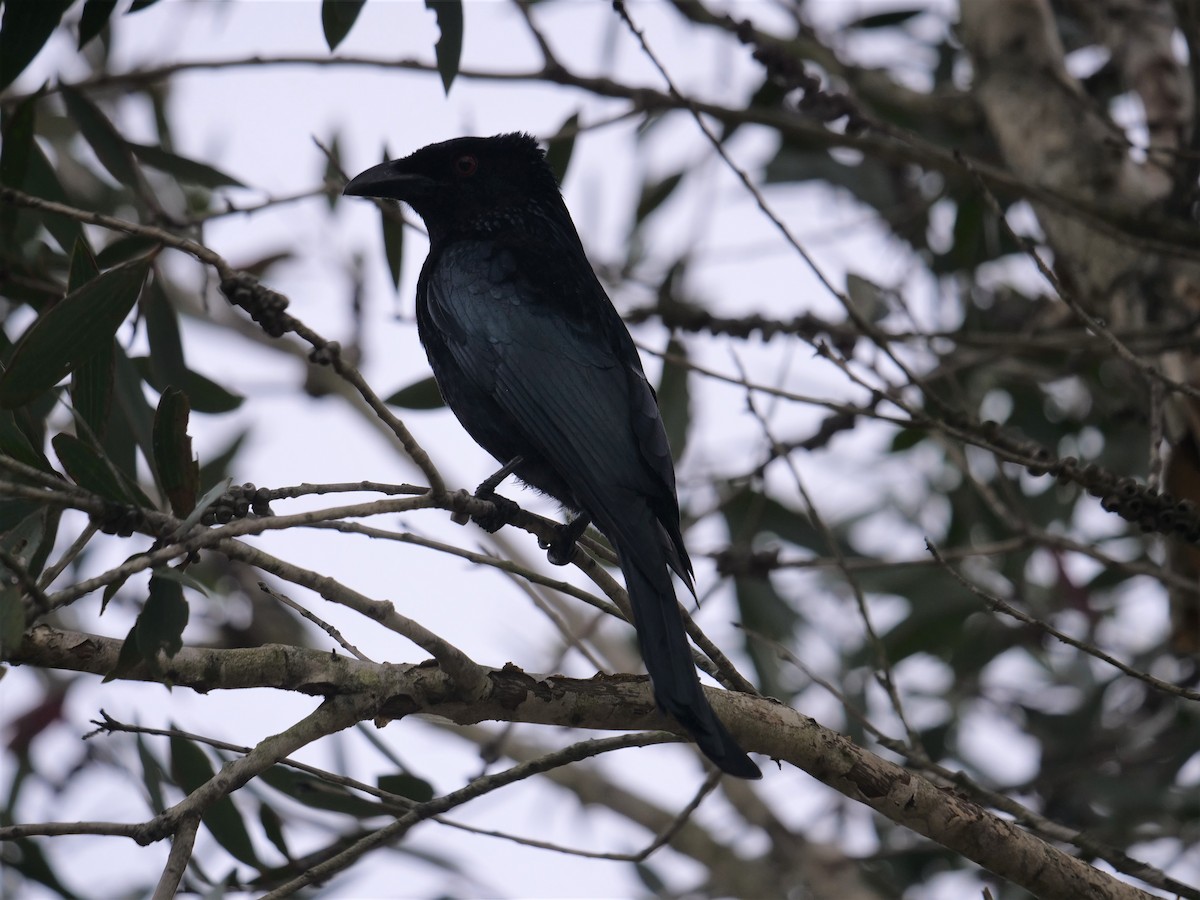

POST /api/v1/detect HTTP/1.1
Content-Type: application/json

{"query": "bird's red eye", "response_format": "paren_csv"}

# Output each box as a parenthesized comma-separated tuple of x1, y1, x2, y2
(454, 155, 478, 177)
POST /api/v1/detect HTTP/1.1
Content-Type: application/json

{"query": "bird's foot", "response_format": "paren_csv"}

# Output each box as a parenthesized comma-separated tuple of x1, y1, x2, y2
(471, 485, 519, 534)
(541, 514, 590, 566)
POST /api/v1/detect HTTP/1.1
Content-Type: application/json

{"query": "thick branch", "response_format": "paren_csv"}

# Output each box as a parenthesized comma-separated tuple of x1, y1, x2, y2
(7, 626, 1159, 900)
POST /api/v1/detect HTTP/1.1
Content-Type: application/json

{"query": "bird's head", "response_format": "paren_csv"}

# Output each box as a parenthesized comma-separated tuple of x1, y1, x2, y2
(343, 133, 563, 242)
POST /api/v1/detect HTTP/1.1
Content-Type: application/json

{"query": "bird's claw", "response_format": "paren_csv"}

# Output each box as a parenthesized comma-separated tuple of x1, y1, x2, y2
(540, 515, 589, 566)
(471, 486, 519, 534)
(542, 530, 577, 566)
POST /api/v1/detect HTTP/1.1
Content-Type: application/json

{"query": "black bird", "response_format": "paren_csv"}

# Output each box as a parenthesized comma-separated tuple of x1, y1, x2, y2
(345, 133, 760, 779)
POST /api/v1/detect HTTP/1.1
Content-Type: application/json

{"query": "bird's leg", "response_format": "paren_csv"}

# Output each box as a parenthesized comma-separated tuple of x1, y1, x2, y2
(542, 512, 590, 566)
(470, 456, 523, 533)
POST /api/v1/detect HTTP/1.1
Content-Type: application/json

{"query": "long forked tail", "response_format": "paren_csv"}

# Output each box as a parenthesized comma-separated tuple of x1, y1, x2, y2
(611, 518, 761, 779)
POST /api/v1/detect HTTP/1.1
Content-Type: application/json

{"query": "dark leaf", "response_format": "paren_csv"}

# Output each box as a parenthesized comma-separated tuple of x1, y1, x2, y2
(259, 804, 289, 859)
(136, 733, 168, 814)
(377, 773, 435, 802)
(128, 0, 165, 11)
(149, 565, 213, 598)
(425, 0, 464, 94)
(845, 8, 924, 29)
(170, 734, 261, 867)
(656, 336, 690, 465)
(127, 142, 245, 188)
(60, 85, 142, 188)
(19, 136, 88, 253)
(633, 862, 666, 895)
(321, 0, 365, 51)
(734, 574, 799, 698)
(0, 92, 37, 241)
(2, 834, 80, 900)
(890, 427, 927, 452)
(1, 504, 60, 582)
(132, 356, 244, 414)
(78, 0, 117, 49)
(0, 256, 151, 409)
(846, 273, 888, 323)
(379, 147, 405, 290)
(0, 0, 73, 91)
(384, 375, 444, 410)
(137, 572, 189, 661)
(153, 387, 199, 517)
(52, 432, 145, 505)
(545, 112, 579, 184)
(0, 588, 27, 658)
(101, 559, 139, 614)
(0, 407, 52, 471)
(142, 279, 189, 390)
(95, 234, 162, 268)
(322, 131, 342, 211)
(108, 343, 157, 485)
(261, 765, 384, 817)
(69, 247, 115, 440)
(67, 237, 101, 292)
(104, 621, 143, 681)
(198, 431, 248, 492)
(635, 171, 684, 225)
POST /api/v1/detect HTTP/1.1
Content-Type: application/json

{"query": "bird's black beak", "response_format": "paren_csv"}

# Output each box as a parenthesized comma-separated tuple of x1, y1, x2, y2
(343, 160, 435, 201)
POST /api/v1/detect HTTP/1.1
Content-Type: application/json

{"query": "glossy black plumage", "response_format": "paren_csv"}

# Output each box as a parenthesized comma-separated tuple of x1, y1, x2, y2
(345, 133, 760, 779)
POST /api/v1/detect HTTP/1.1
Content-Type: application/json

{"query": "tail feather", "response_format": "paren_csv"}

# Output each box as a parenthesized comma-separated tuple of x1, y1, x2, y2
(604, 507, 760, 779)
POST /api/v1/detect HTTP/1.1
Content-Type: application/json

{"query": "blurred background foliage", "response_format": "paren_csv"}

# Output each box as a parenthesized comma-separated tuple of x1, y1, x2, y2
(1, 1, 1198, 898)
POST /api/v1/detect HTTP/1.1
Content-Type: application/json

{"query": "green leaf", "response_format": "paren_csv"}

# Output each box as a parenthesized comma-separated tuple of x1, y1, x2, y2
(259, 804, 289, 859)
(380, 147, 405, 290)
(261, 765, 384, 817)
(0, 255, 152, 409)
(656, 336, 690, 465)
(545, 112, 579, 184)
(0, 0, 73, 91)
(890, 427, 927, 452)
(322, 131, 343, 211)
(1, 504, 60, 583)
(19, 136, 87, 253)
(136, 733, 168, 814)
(846, 8, 924, 29)
(108, 342, 157, 484)
(71, 339, 115, 440)
(199, 431, 247, 493)
(170, 735, 261, 867)
(384, 375, 444, 410)
(132, 356, 244, 414)
(0, 407, 52, 471)
(0, 92, 37, 242)
(127, 142, 245, 188)
(321, 0, 365, 51)
(52, 432, 141, 504)
(67, 237, 101, 292)
(377, 773, 435, 802)
(425, 0, 464, 94)
(153, 387, 199, 517)
(148, 564, 213, 598)
(846, 272, 888, 323)
(142, 279, 189, 390)
(78, 0, 117, 49)
(104, 621, 143, 681)
(734, 574, 799, 699)
(0, 588, 27, 658)
(635, 171, 684, 225)
(137, 573, 189, 661)
(60, 85, 142, 188)
(95, 234, 162, 268)
(1, 833, 80, 900)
